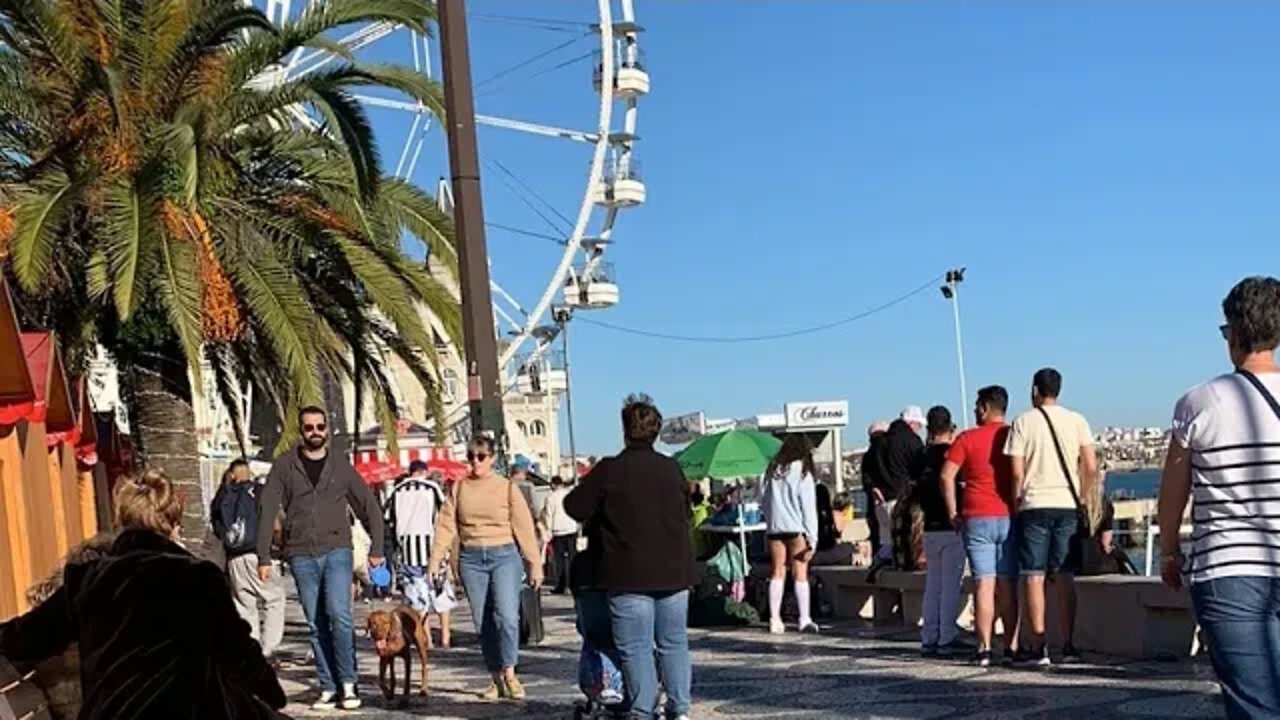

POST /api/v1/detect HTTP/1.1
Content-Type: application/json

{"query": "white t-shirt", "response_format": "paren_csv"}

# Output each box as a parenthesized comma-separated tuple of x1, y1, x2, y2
(1172, 371, 1280, 584)
(1004, 405, 1093, 511)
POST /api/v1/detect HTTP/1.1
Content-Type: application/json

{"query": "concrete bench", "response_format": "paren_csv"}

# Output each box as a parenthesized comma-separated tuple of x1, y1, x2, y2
(812, 568, 976, 626)
(1071, 575, 1196, 660)
(0, 658, 53, 720)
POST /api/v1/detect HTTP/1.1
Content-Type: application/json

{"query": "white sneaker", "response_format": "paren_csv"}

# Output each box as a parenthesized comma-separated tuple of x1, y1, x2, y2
(769, 619, 786, 634)
(798, 620, 820, 633)
(340, 683, 362, 710)
(311, 691, 337, 710)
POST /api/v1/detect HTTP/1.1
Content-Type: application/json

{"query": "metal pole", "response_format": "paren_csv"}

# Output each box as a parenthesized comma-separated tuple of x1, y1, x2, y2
(438, 0, 506, 454)
(558, 310, 580, 480)
(948, 278, 969, 429)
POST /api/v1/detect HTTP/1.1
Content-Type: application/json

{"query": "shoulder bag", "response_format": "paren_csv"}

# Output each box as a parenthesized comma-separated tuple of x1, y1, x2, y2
(1237, 369, 1280, 422)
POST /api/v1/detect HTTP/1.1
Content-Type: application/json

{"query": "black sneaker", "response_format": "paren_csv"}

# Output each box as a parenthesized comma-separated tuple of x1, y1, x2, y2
(921, 644, 939, 658)
(974, 649, 992, 668)
(1015, 647, 1051, 669)
(1000, 647, 1017, 666)
(938, 639, 974, 657)
(1061, 643, 1081, 663)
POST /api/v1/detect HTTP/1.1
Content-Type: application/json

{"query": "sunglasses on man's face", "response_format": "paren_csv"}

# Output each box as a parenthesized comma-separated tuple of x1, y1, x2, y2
(1220, 324, 1230, 340)
(467, 452, 489, 463)
(303, 423, 327, 433)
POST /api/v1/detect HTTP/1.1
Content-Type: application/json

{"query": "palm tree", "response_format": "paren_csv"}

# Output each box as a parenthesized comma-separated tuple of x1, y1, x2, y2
(1, 0, 460, 554)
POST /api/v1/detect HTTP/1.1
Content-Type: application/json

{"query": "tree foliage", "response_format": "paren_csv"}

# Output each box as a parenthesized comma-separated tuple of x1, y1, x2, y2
(1, 0, 458, 449)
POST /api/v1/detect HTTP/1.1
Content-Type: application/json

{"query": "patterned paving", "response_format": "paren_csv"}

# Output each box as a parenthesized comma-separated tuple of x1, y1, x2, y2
(274, 592, 1224, 719)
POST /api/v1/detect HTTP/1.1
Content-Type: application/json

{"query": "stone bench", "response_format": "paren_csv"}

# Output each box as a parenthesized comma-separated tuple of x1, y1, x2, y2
(812, 568, 975, 625)
(1071, 575, 1196, 660)
(0, 658, 53, 720)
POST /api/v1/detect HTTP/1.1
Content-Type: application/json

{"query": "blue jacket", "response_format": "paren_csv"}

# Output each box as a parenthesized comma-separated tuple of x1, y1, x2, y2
(762, 461, 819, 547)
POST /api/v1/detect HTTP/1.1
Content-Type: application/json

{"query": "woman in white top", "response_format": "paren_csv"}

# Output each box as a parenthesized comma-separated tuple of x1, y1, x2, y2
(761, 434, 820, 634)
(1158, 276, 1280, 720)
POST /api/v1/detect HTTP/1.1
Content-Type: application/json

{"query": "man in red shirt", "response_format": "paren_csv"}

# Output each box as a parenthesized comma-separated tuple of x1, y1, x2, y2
(941, 385, 1019, 667)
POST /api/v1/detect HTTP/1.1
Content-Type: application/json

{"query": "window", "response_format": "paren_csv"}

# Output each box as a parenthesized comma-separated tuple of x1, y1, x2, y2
(530, 420, 547, 437)
(516, 420, 528, 436)
(442, 369, 459, 403)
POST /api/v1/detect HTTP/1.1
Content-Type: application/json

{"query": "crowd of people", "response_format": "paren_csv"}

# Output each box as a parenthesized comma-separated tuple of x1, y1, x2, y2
(859, 372, 1104, 667)
(0, 276, 1276, 720)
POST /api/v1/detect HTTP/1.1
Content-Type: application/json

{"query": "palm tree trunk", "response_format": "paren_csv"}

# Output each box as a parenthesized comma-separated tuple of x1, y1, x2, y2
(125, 351, 207, 558)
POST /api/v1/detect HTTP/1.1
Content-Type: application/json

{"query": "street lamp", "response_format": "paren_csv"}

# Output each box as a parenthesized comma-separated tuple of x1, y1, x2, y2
(940, 268, 969, 428)
(552, 306, 580, 480)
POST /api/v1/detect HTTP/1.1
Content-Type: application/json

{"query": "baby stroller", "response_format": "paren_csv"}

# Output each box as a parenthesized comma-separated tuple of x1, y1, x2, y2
(573, 589, 629, 719)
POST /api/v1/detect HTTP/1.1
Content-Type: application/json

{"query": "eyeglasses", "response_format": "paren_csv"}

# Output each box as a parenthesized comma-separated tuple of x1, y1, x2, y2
(303, 423, 327, 433)
(1219, 324, 1230, 340)
(466, 452, 489, 463)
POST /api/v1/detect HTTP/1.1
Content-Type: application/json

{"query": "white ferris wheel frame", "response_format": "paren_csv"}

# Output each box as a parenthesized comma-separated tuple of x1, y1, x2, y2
(255, 0, 646, 396)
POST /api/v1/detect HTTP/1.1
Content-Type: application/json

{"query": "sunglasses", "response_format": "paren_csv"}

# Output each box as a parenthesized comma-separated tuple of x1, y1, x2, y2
(303, 423, 327, 433)
(466, 452, 490, 463)
(1219, 324, 1230, 340)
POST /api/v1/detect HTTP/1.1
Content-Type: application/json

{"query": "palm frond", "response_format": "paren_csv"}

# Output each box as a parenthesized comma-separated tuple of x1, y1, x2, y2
(7, 170, 77, 292)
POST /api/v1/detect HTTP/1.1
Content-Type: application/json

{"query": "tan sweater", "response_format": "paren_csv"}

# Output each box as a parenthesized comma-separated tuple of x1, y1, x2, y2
(430, 474, 542, 581)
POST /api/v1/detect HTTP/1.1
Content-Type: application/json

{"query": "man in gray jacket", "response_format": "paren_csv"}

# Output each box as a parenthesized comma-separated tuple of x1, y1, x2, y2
(256, 406, 384, 710)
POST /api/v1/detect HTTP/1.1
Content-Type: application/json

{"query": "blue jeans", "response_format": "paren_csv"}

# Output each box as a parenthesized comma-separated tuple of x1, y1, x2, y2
(458, 544, 523, 673)
(609, 590, 692, 719)
(963, 516, 1018, 579)
(291, 548, 357, 692)
(1192, 576, 1280, 720)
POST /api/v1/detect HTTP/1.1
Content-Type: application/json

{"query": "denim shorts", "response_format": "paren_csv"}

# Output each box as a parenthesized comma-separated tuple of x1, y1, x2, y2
(962, 516, 1017, 579)
(1018, 508, 1078, 576)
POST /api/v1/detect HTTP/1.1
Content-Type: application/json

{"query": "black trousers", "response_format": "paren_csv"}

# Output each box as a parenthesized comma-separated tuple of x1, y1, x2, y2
(549, 533, 578, 592)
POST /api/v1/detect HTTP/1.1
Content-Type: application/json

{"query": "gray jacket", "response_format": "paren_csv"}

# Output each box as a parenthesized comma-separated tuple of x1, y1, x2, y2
(255, 446, 385, 564)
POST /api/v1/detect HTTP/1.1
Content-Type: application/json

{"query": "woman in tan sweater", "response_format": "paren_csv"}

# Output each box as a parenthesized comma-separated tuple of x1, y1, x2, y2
(430, 436, 543, 700)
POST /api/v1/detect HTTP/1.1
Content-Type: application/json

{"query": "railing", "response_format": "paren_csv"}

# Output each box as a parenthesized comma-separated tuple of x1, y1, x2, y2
(569, 260, 616, 285)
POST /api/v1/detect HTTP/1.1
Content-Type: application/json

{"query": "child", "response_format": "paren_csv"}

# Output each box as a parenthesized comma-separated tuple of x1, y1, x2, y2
(571, 521, 628, 717)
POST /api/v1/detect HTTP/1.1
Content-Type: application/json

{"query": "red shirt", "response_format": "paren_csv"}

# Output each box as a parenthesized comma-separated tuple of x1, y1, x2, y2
(945, 422, 1015, 519)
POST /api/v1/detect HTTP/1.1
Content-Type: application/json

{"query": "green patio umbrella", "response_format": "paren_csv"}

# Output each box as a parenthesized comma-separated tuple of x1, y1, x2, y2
(677, 429, 782, 479)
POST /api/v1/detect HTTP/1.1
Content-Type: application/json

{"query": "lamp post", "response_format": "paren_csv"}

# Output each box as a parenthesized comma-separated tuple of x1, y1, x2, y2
(553, 306, 580, 480)
(940, 268, 969, 428)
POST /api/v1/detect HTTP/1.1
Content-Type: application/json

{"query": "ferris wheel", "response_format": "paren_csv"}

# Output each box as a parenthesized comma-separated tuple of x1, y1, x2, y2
(252, 0, 649, 427)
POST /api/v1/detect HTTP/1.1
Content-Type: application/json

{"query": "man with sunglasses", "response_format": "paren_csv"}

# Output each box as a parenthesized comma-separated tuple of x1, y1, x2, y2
(256, 406, 385, 710)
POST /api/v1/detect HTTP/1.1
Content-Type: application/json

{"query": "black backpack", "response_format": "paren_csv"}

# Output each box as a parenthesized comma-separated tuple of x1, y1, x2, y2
(218, 484, 260, 554)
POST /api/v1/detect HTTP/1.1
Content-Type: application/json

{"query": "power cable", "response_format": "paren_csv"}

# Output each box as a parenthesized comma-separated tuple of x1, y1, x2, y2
(476, 49, 598, 100)
(475, 33, 593, 90)
(468, 12, 588, 34)
(490, 159, 575, 231)
(485, 221, 567, 246)
(486, 160, 573, 238)
(575, 273, 947, 344)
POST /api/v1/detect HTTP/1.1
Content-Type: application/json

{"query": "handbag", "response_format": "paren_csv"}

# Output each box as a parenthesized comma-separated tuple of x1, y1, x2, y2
(1037, 407, 1092, 562)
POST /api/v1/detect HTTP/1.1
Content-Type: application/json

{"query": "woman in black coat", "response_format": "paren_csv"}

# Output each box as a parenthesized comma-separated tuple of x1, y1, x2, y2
(0, 470, 288, 720)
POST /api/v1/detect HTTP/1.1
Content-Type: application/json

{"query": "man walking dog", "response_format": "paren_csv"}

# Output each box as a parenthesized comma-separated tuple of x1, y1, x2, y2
(258, 406, 385, 710)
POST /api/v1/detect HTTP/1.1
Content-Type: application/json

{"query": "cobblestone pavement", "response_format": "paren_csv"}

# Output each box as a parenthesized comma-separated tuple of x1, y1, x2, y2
(274, 592, 1224, 719)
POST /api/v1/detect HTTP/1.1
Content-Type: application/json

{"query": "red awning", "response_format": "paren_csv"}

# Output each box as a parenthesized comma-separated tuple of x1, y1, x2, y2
(21, 332, 79, 447)
(354, 459, 402, 486)
(0, 276, 35, 426)
(426, 457, 468, 481)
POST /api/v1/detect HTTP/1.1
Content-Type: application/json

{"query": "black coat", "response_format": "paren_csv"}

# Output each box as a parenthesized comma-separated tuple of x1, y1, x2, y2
(564, 443, 695, 594)
(0, 529, 287, 720)
(872, 420, 924, 501)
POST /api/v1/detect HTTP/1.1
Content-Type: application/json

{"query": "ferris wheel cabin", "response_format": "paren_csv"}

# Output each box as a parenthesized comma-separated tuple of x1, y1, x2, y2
(515, 354, 568, 397)
(563, 261, 620, 309)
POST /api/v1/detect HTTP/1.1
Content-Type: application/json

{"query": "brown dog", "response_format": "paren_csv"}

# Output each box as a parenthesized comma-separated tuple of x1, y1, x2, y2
(367, 606, 431, 703)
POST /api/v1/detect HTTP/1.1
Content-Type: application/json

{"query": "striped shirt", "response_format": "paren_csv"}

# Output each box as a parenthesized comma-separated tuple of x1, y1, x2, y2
(388, 477, 444, 568)
(1173, 371, 1280, 583)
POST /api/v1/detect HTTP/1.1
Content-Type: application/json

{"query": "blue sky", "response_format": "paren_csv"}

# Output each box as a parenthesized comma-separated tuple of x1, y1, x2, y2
(357, 2, 1280, 454)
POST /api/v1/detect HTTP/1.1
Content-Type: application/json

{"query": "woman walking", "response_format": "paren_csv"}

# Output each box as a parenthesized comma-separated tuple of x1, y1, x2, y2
(1158, 276, 1280, 720)
(915, 406, 968, 656)
(761, 433, 821, 634)
(430, 436, 543, 701)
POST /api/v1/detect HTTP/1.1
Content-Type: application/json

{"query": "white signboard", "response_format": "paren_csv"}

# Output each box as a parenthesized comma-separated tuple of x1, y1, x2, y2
(784, 401, 849, 430)
(660, 412, 705, 445)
